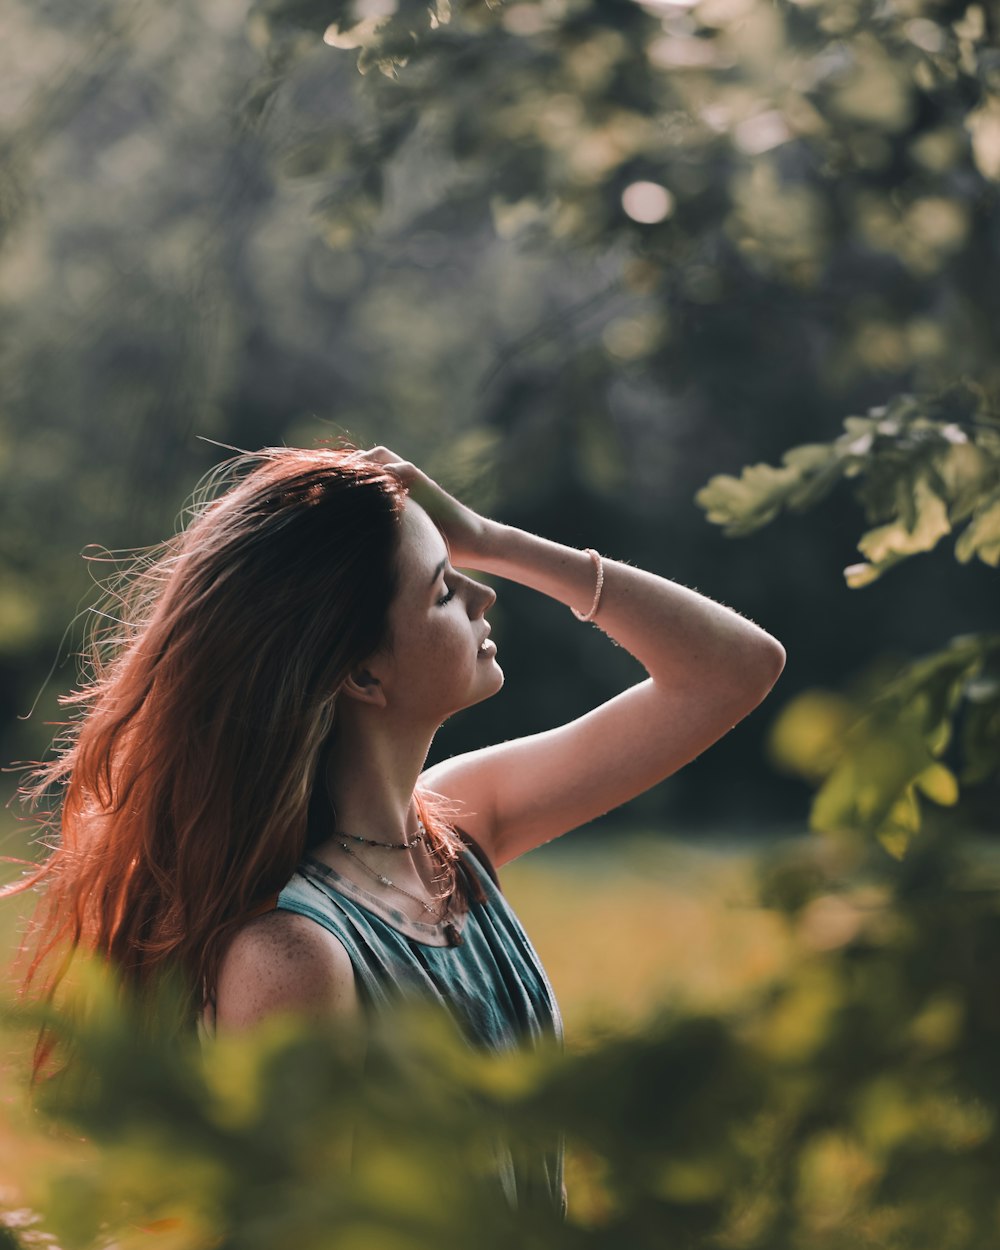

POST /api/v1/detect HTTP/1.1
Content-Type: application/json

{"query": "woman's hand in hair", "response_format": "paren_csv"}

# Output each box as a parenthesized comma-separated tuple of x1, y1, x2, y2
(362, 446, 496, 569)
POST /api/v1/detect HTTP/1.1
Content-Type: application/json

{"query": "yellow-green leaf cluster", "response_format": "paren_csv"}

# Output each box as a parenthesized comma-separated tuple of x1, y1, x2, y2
(767, 634, 1000, 854)
(697, 386, 1000, 585)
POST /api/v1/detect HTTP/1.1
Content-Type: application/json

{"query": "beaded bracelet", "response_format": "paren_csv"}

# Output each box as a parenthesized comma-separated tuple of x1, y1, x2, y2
(572, 548, 605, 621)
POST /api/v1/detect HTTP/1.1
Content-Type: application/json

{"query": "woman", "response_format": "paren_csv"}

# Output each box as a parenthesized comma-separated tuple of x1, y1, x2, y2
(6, 442, 785, 1215)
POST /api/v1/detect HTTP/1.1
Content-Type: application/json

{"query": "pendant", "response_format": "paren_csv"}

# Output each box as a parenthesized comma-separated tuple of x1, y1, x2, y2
(444, 923, 462, 947)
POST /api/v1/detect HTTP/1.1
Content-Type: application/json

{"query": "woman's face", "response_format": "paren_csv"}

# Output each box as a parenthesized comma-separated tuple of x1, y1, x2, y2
(373, 498, 502, 725)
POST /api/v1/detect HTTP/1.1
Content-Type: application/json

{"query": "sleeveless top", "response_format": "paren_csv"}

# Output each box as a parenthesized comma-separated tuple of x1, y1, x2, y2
(272, 834, 568, 1218)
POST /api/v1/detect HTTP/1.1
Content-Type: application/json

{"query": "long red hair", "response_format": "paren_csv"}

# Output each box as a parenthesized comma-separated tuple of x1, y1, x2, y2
(4, 445, 472, 1083)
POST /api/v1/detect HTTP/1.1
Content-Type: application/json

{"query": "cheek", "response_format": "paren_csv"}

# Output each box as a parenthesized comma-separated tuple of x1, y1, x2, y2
(437, 617, 477, 670)
(400, 618, 475, 687)
(433, 622, 482, 698)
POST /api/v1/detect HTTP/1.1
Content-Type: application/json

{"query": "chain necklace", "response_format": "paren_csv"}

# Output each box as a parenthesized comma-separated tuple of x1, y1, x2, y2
(336, 836, 449, 922)
(334, 818, 426, 851)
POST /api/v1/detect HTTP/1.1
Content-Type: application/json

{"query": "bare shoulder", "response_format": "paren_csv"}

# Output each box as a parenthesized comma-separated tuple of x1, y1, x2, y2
(214, 907, 359, 1032)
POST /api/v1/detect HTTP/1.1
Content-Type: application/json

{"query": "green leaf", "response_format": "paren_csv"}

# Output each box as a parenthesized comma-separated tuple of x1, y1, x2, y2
(765, 689, 858, 782)
(843, 561, 882, 589)
(876, 829, 911, 861)
(851, 475, 952, 582)
(936, 440, 996, 524)
(801, 636, 1000, 843)
(886, 784, 921, 833)
(954, 486, 1000, 566)
(959, 687, 1000, 784)
(914, 762, 959, 806)
(695, 461, 809, 537)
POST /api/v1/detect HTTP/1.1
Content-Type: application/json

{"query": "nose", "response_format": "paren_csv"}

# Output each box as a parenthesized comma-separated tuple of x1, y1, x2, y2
(468, 575, 496, 619)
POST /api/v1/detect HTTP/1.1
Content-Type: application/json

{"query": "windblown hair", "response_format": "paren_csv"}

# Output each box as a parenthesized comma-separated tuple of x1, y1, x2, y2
(4, 445, 474, 1084)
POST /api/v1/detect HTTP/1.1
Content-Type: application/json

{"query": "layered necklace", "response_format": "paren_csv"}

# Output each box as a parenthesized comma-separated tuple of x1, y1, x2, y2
(337, 824, 424, 852)
(333, 817, 451, 923)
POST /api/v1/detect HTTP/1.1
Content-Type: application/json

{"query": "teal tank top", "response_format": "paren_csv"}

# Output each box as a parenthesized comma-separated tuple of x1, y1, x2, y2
(274, 835, 567, 1218)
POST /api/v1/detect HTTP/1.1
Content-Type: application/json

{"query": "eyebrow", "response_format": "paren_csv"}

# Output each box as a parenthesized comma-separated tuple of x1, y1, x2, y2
(429, 556, 448, 588)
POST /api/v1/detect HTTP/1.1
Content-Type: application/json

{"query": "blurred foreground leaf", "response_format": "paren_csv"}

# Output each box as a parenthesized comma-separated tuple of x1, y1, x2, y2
(6, 827, 1000, 1247)
(767, 635, 1000, 856)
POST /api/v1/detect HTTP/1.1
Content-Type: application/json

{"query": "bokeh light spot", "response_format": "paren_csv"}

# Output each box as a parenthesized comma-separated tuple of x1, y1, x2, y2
(621, 181, 674, 224)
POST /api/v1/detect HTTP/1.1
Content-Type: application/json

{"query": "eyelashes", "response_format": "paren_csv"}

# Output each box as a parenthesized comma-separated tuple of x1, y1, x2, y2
(436, 586, 456, 607)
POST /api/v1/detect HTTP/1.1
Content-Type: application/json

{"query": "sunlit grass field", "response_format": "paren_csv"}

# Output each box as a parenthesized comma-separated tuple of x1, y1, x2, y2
(499, 831, 796, 1041)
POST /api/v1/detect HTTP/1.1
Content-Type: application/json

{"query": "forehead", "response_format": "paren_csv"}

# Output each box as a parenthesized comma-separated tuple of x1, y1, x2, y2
(397, 498, 448, 581)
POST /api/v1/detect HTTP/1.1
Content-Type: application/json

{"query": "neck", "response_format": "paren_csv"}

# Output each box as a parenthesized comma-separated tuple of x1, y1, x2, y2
(322, 707, 437, 846)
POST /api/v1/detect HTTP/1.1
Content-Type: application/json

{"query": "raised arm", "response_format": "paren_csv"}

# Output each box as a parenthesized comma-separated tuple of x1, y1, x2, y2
(364, 448, 786, 867)
(472, 526, 784, 696)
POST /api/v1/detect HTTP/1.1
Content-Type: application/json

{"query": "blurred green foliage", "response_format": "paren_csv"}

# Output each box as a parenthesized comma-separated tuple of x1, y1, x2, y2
(696, 378, 1000, 852)
(765, 630, 1000, 858)
(5, 825, 1000, 1248)
(697, 387, 1000, 581)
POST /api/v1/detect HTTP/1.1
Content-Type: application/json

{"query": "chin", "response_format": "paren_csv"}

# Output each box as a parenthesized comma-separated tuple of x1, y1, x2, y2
(469, 662, 504, 707)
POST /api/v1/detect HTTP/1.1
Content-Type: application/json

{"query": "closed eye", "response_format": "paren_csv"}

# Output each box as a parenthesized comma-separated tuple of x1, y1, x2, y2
(436, 585, 456, 607)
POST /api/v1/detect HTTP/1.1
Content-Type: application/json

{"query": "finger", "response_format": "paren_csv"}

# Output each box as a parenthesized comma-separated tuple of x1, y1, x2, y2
(362, 446, 420, 482)
(362, 447, 412, 470)
(366, 453, 421, 489)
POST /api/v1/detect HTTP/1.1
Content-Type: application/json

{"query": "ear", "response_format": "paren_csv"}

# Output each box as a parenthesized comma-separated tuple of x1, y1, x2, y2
(340, 666, 388, 709)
